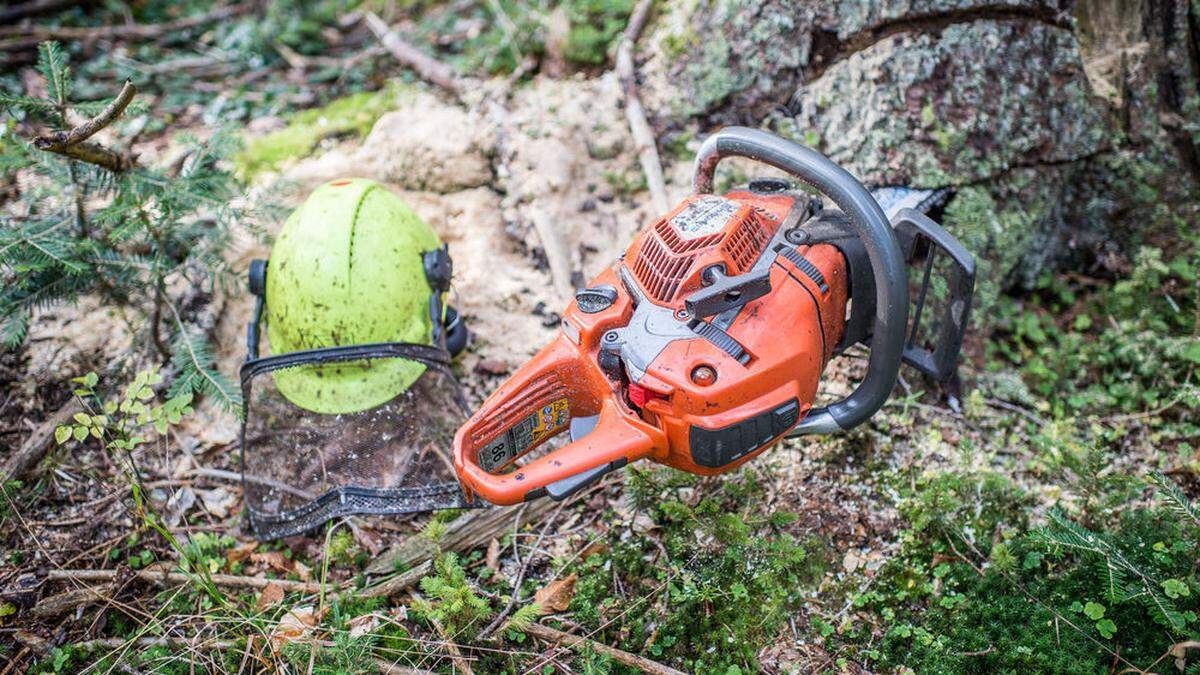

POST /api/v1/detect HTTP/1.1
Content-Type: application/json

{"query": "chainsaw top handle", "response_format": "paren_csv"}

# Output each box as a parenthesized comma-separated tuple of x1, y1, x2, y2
(693, 127, 908, 434)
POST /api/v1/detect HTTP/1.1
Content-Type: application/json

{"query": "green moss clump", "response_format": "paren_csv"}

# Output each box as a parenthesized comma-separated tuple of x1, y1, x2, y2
(235, 83, 411, 179)
(837, 469, 1200, 673)
(562, 468, 821, 672)
(562, 0, 635, 66)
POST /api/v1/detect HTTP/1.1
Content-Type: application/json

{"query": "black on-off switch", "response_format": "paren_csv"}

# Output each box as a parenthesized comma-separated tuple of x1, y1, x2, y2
(575, 285, 618, 313)
(773, 400, 800, 429)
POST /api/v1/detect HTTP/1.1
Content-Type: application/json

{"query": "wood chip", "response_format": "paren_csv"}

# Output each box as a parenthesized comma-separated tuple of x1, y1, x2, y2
(486, 538, 501, 571)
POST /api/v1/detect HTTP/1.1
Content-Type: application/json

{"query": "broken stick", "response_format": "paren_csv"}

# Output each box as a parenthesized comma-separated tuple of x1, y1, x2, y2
(364, 12, 467, 99)
(47, 568, 329, 594)
(617, 0, 670, 215)
(524, 623, 687, 675)
(2, 398, 82, 482)
(33, 80, 138, 173)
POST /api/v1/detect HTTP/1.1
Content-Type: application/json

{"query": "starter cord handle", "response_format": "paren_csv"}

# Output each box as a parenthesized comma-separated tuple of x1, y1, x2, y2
(693, 127, 908, 433)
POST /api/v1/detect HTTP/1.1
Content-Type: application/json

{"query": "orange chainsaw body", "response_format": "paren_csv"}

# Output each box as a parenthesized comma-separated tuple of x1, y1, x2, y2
(454, 188, 850, 505)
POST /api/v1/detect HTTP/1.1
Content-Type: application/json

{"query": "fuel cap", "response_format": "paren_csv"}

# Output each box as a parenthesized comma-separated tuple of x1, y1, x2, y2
(575, 285, 618, 313)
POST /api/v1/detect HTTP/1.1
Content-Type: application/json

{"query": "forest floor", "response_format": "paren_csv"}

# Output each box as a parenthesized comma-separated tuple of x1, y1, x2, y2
(1, 2, 1198, 674)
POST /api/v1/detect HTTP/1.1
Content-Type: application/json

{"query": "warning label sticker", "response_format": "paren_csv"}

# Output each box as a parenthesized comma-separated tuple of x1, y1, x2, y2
(669, 196, 740, 240)
(478, 399, 570, 473)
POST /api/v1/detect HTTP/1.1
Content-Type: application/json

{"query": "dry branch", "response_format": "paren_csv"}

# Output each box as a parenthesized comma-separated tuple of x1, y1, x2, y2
(38, 80, 136, 147)
(30, 586, 107, 619)
(364, 12, 467, 98)
(0, 0, 84, 24)
(616, 0, 669, 215)
(524, 623, 686, 675)
(0, 3, 251, 42)
(47, 568, 329, 594)
(33, 80, 138, 172)
(360, 560, 432, 599)
(366, 499, 558, 575)
(2, 398, 82, 482)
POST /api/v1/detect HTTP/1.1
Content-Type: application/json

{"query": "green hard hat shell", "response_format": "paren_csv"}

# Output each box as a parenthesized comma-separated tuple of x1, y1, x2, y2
(265, 178, 441, 414)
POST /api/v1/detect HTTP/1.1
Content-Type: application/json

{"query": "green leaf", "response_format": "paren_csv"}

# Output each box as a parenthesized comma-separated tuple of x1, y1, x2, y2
(72, 412, 90, 425)
(1083, 601, 1105, 620)
(83, 372, 98, 387)
(1163, 579, 1190, 599)
(54, 426, 71, 445)
(1183, 340, 1200, 364)
(72, 426, 87, 442)
(1095, 618, 1117, 639)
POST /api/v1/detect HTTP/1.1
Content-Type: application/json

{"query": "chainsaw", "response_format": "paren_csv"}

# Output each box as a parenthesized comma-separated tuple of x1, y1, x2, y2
(452, 127, 975, 506)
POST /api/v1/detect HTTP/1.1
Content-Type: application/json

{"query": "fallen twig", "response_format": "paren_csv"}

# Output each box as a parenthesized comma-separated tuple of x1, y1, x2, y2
(47, 568, 329, 594)
(616, 0, 669, 215)
(0, 0, 84, 24)
(0, 3, 251, 41)
(364, 12, 467, 98)
(360, 560, 432, 599)
(477, 501, 566, 640)
(33, 80, 138, 173)
(37, 80, 136, 148)
(29, 585, 108, 619)
(366, 499, 557, 576)
(523, 623, 686, 675)
(419, 601, 475, 675)
(2, 398, 82, 482)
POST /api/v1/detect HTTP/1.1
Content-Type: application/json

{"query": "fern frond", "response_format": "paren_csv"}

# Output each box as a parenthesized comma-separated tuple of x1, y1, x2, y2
(167, 325, 241, 414)
(1151, 472, 1200, 528)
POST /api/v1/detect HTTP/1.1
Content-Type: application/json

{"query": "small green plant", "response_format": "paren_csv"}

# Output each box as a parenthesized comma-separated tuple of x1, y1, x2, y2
(411, 553, 493, 640)
(55, 370, 193, 449)
(1, 42, 242, 411)
(53, 369, 232, 610)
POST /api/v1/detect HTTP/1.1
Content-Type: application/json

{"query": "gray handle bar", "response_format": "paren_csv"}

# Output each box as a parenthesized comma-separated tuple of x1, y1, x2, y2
(693, 127, 908, 433)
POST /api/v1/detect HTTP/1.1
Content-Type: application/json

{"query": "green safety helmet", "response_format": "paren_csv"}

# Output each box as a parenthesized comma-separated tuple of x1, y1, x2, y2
(256, 178, 464, 414)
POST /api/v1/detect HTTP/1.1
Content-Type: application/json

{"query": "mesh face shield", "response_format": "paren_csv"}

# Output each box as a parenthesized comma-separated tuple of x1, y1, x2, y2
(239, 343, 475, 539)
(239, 257, 475, 540)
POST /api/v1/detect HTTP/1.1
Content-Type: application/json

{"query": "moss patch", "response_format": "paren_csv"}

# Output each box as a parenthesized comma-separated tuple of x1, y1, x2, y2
(235, 83, 413, 179)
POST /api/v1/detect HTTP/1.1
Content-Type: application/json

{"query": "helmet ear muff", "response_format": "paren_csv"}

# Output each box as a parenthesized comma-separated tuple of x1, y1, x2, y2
(423, 245, 453, 292)
(443, 305, 468, 357)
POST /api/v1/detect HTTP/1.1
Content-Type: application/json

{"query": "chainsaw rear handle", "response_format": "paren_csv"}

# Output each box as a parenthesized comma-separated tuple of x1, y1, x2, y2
(453, 339, 668, 505)
(693, 127, 908, 433)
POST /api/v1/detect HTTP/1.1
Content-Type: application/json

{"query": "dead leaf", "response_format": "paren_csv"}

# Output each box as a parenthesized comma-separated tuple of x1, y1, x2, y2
(352, 525, 384, 556)
(251, 551, 291, 575)
(348, 613, 381, 639)
(534, 573, 577, 613)
(486, 539, 500, 570)
(473, 359, 511, 376)
(163, 487, 196, 528)
(578, 540, 608, 560)
(256, 582, 285, 612)
(842, 550, 861, 574)
(227, 542, 258, 566)
(269, 606, 327, 649)
(292, 560, 312, 582)
(631, 512, 658, 534)
(197, 487, 238, 518)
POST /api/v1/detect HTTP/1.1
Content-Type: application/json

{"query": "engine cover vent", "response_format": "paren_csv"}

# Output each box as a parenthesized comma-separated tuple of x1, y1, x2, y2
(630, 198, 769, 304)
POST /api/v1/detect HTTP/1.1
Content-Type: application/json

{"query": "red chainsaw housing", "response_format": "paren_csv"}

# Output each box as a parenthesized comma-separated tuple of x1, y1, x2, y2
(453, 189, 849, 505)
